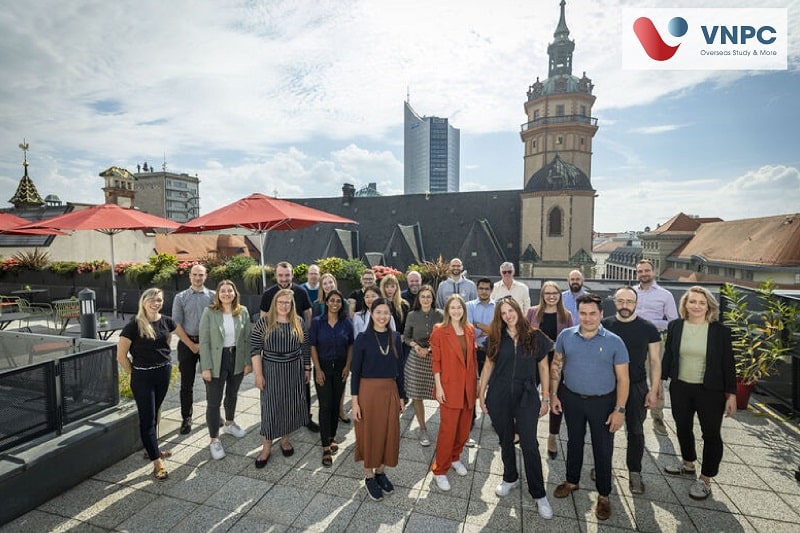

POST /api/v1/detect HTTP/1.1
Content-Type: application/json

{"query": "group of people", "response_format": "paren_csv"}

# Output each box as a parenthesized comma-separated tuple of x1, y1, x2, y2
(115, 258, 739, 523)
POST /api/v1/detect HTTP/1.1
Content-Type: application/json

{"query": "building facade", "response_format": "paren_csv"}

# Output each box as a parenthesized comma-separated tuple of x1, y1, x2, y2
(404, 101, 460, 194)
(133, 169, 200, 222)
(518, 0, 598, 279)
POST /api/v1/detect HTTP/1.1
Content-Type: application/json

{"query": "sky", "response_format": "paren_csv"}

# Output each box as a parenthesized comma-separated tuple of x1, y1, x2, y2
(0, 0, 798, 233)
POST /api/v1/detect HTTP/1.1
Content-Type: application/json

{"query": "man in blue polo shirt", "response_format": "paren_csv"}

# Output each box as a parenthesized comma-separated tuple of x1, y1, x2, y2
(550, 294, 629, 521)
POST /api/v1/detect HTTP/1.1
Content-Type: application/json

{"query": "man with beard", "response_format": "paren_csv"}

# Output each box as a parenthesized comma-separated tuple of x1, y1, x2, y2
(402, 270, 422, 309)
(601, 286, 662, 494)
(633, 259, 678, 436)
(436, 258, 477, 308)
(561, 270, 587, 320)
(550, 294, 629, 521)
(260, 261, 317, 431)
(348, 269, 376, 318)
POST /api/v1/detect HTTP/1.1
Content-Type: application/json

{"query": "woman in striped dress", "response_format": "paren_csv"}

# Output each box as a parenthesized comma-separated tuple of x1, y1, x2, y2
(403, 285, 443, 446)
(250, 288, 310, 468)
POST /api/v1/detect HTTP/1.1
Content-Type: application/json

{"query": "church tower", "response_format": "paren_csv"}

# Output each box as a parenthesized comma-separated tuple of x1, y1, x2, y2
(518, 0, 598, 278)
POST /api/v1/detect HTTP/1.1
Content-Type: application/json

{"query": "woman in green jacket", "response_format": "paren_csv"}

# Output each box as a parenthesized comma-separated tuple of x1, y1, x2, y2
(199, 280, 253, 460)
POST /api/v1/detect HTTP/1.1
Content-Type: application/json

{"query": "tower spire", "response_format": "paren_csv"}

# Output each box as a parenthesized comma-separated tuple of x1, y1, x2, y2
(548, 0, 575, 77)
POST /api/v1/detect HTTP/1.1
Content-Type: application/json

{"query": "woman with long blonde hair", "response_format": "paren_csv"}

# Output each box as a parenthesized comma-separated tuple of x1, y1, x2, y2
(380, 274, 409, 334)
(250, 288, 310, 468)
(116, 288, 176, 481)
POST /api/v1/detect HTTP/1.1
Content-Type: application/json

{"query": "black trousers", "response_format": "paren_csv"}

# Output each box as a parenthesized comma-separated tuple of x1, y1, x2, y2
(562, 386, 616, 497)
(204, 347, 244, 439)
(486, 382, 546, 499)
(670, 379, 726, 478)
(177, 339, 199, 419)
(131, 364, 171, 461)
(625, 380, 648, 473)
(314, 358, 347, 447)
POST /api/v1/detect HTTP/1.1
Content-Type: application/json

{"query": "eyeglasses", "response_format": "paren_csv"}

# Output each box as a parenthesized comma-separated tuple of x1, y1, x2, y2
(501, 270, 513, 274)
(614, 299, 636, 306)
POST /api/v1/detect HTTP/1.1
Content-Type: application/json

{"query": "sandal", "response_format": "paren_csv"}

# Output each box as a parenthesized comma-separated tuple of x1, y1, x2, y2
(281, 442, 295, 457)
(154, 468, 169, 481)
(322, 448, 333, 467)
(330, 440, 339, 455)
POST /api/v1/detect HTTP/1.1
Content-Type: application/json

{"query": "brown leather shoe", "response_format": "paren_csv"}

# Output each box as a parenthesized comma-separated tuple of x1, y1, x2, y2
(554, 481, 579, 498)
(595, 496, 611, 520)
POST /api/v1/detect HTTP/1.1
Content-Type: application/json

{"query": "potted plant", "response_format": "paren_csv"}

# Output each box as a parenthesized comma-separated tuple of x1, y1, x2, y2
(721, 281, 799, 409)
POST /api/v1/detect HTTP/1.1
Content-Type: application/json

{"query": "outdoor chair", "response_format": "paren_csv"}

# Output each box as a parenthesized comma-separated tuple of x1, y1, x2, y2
(16, 298, 56, 333)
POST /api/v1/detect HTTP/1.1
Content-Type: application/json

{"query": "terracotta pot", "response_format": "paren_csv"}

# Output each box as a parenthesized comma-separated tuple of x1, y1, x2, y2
(735, 378, 756, 410)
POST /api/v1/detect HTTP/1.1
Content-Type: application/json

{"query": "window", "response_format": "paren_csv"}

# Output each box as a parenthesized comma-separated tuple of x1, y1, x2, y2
(548, 207, 563, 236)
(580, 105, 587, 116)
(556, 135, 563, 145)
(556, 105, 565, 116)
(533, 110, 540, 120)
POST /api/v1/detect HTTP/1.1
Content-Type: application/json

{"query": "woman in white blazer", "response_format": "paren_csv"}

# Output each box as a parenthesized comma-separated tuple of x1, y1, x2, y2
(199, 280, 253, 460)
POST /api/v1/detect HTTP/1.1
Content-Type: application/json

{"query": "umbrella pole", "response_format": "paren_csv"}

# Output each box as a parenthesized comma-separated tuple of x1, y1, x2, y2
(109, 233, 118, 315)
(259, 231, 267, 289)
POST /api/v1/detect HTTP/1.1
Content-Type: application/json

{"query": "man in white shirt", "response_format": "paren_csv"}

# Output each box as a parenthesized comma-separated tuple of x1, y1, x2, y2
(490, 262, 530, 314)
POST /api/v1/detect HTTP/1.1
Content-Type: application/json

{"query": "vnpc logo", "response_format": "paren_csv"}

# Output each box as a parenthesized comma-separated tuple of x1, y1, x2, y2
(622, 8, 787, 70)
(633, 16, 687, 61)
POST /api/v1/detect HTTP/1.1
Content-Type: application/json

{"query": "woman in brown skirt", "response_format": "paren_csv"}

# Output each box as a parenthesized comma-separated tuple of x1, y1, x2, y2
(351, 297, 406, 501)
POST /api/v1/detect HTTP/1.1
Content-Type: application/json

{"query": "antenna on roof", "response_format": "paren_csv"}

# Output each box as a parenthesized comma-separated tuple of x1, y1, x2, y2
(162, 153, 167, 172)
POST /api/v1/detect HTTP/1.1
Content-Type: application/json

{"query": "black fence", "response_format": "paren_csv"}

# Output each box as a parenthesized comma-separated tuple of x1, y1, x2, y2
(0, 333, 118, 452)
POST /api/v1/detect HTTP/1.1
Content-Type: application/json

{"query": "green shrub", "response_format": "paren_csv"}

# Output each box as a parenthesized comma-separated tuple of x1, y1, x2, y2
(243, 264, 274, 293)
(340, 258, 367, 286)
(317, 257, 345, 278)
(208, 264, 229, 283)
(124, 263, 156, 286)
(49, 261, 79, 276)
(226, 255, 257, 279)
(293, 263, 309, 282)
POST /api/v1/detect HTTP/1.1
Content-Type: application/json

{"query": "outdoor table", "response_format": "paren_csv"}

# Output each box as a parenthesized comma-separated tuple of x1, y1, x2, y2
(0, 312, 32, 331)
(66, 317, 129, 341)
(10, 288, 49, 303)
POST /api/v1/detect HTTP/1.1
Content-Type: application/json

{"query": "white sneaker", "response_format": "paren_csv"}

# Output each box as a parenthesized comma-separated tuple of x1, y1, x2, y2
(209, 439, 226, 460)
(536, 496, 553, 519)
(419, 430, 431, 447)
(465, 438, 477, 448)
(222, 422, 247, 438)
(452, 460, 468, 476)
(495, 479, 521, 496)
(434, 474, 451, 491)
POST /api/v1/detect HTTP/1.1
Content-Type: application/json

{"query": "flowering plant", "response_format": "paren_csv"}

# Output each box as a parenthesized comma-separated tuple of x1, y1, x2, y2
(77, 260, 111, 277)
(114, 262, 142, 276)
(372, 265, 402, 281)
(1, 257, 22, 272)
(177, 261, 202, 276)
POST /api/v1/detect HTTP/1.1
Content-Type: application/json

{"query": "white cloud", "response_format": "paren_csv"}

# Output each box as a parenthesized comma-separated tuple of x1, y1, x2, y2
(629, 124, 688, 135)
(594, 165, 800, 232)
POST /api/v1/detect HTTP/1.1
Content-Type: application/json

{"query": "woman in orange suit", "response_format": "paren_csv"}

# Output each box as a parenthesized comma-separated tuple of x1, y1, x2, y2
(429, 294, 478, 492)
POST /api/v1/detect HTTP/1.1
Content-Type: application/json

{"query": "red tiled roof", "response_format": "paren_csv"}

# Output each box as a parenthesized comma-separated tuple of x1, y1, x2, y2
(670, 213, 800, 267)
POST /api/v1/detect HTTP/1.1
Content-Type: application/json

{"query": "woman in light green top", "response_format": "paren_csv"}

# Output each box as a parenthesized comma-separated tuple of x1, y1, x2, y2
(661, 286, 736, 501)
(199, 280, 253, 460)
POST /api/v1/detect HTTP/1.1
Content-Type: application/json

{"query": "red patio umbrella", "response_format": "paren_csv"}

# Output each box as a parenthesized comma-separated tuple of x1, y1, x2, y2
(19, 204, 180, 313)
(173, 193, 357, 287)
(0, 212, 65, 235)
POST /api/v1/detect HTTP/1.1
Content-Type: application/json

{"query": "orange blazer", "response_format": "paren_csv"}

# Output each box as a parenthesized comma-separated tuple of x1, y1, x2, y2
(430, 323, 478, 409)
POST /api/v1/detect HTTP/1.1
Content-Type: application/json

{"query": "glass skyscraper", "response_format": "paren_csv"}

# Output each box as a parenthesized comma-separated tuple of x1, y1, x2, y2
(404, 101, 460, 194)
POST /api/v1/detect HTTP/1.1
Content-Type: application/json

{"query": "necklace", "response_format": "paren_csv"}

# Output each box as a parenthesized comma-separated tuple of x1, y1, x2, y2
(374, 331, 390, 356)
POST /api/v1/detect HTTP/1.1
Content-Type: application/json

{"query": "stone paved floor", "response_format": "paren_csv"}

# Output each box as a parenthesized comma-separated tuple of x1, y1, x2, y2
(2, 334, 799, 532)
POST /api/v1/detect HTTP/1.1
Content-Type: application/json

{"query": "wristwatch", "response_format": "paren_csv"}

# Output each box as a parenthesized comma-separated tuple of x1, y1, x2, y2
(614, 406, 626, 414)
